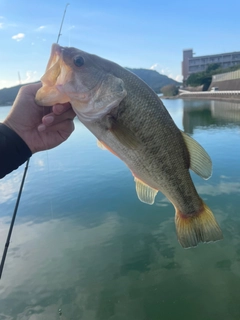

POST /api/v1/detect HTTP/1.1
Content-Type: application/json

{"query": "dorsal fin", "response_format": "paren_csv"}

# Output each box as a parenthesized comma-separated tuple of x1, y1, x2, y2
(181, 131, 212, 180)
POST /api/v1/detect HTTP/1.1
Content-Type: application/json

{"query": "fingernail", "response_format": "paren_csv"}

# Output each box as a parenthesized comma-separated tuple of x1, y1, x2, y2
(38, 124, 46, 132)
(44, 116, 54, 124)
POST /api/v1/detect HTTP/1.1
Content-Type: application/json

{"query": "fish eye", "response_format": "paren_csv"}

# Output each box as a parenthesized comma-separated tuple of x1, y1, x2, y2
(74, 56, 84, 67)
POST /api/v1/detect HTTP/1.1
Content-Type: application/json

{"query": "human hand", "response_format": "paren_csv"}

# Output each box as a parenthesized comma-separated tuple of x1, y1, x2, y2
(3, 82, 76, 153)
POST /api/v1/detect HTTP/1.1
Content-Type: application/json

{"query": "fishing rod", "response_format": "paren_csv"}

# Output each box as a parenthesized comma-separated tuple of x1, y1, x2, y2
(57, 3, 70, 44)
(0, 3, 70, 280)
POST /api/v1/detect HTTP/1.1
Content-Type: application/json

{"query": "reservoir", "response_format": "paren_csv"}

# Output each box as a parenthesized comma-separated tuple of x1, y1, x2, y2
(0, 98, 240, 320)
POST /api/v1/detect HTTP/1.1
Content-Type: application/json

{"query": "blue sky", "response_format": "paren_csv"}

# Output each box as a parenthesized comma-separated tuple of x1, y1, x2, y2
(0, 0, 240, 89)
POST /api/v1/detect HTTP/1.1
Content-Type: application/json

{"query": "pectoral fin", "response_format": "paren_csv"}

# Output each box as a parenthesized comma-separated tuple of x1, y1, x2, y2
(181, 131, 212, 180)
(108, 116, 140, 149)
(134, 177, 158, 205)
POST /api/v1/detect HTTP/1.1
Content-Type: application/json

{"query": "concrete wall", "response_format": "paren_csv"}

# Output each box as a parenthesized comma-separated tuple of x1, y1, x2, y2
(209, 78, 240, 91)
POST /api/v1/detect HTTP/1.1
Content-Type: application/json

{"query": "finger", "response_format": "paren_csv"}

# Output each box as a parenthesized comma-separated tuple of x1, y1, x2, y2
(39, 108, 76, 131)
(20, 82, 42, 96)
(52, 102, 73, 115)
(39, 119, 75, 139)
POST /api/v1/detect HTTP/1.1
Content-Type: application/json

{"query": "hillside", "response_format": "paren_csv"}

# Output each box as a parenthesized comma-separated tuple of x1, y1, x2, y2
(127, 68, 180, 93)
(0, 84, 28, 106)
(0, 69, 180, 106)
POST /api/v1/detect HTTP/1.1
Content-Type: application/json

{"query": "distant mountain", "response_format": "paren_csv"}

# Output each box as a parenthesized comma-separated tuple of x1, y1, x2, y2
(0, 69, 180, 106)
(0, 83, 27, 106)
(127, 68, 181, 93)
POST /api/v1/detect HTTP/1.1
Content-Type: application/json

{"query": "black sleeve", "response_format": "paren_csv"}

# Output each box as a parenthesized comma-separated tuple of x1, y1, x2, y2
(0, 123, 32, 179)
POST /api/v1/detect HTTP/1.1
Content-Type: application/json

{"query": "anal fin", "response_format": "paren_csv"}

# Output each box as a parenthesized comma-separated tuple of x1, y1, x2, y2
(134, 177, 158, 205)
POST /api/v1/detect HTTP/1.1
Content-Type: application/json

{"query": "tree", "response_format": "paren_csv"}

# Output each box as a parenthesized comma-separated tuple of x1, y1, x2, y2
(161, 85, 179, 97)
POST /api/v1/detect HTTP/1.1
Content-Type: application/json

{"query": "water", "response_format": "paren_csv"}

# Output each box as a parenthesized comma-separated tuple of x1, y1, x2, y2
(0, 99, 240, 320)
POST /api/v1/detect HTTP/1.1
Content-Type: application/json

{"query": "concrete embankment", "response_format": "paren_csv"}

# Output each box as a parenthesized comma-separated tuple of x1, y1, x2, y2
(178, 91, 240, 102)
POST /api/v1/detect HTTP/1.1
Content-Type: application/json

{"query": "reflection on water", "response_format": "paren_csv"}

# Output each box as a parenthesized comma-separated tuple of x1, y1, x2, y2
(0, 99, 240, 320)
(183, 100, 240, 134)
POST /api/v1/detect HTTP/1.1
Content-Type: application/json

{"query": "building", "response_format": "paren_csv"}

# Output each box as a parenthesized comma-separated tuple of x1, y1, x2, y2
(182, 49, 240, 82)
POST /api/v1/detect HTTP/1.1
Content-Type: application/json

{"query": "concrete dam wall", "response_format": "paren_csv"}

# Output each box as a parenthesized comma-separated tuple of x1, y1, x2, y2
(210, 70, 240, 90)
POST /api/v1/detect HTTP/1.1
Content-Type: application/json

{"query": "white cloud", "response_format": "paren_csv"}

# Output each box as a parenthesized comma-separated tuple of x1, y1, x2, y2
(12, 33, 25, 41)
(0, 71, 39, 89)
(150, 63, 171, 76)
(150, 63, 159, 70)
(0, 172, 23, 204)
(175, 75, 183, 82)
(0, 79, 18, 89)
(150, 63, 182, 82)
(36, 25, 46, 31)
(196, 181, 240, 196)
(23, 70, 39, 84)
(0, 16, 5, 29)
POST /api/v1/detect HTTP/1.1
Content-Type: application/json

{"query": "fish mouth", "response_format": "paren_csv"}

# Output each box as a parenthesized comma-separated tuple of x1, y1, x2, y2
(41, 43, 63, 86)
(46, 43, 63, 71)
(35, 44, 70, 106)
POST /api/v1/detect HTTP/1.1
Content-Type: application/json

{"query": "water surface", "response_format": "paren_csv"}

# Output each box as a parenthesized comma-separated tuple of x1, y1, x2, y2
(0, 99, 240, 320)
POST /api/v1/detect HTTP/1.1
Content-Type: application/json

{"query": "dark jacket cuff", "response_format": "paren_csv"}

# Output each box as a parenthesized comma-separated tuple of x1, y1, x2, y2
(0, 123, 32, 179)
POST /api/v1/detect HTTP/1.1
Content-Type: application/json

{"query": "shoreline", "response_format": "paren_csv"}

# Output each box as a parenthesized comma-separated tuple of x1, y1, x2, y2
(161, 93, 240, 103)
(2, 94, 240, 107)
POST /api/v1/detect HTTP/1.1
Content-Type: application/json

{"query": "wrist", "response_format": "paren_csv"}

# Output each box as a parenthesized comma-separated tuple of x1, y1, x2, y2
(2, 119, 35, 154)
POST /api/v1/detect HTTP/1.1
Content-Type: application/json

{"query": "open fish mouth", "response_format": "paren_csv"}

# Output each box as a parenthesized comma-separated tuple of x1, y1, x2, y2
(46, 43, 62, 70)
(35, 44, 70, 106)
(41, 44, 63, 86)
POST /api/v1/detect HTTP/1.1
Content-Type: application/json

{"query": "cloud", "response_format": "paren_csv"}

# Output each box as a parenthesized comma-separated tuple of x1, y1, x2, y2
(23, 70, 38, 84)
(150, 63, 159, 70)
(36, 25, 46, 31)
(175, 75, 183, 82)
(150, 63, 182, 82)
(0, 79, 19, 90)
(150, 63, 171, 76)
(0, 71, 39, 90)
(0, 16, 5, 29)
(0, 172, 23, 204)
(12, 33, 25, 41)
(196, 181, 240, 197)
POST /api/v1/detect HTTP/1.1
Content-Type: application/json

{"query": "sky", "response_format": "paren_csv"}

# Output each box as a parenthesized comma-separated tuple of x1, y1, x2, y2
(0, 0, 240, 89)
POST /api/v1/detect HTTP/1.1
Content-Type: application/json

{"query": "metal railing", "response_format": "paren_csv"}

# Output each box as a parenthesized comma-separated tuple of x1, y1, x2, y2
(179, 90, 240, 95)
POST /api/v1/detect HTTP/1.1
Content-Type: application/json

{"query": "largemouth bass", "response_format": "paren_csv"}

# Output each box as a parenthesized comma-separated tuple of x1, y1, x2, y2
(36, 44, 223, 248)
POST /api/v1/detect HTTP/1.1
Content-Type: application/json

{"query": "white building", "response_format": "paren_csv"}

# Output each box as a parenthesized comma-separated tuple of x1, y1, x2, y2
(182, 49, 240, 82)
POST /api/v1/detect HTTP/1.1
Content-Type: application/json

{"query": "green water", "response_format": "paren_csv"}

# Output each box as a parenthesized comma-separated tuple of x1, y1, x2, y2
(0, 99, 240, 320)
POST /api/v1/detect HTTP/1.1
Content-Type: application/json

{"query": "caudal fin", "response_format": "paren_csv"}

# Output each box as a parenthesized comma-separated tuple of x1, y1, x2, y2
(175, 202, 223, 248)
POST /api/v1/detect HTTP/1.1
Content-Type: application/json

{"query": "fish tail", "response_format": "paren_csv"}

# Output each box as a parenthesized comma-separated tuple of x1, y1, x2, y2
(175, 202, 223, 248)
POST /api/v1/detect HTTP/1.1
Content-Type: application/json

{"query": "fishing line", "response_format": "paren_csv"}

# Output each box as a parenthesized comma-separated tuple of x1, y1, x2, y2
(0, 3, 70, 281)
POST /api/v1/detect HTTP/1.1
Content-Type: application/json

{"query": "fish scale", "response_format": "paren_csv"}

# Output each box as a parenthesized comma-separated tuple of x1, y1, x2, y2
(35, 44, 223, 248)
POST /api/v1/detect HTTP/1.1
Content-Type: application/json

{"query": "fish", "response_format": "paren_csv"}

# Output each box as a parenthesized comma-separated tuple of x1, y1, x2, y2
(35, 44, 223, 248)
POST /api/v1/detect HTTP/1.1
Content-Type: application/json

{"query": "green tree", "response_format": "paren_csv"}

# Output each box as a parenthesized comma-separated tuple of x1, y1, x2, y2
(206, 63, 221, 73)
(161, 85, 179, 97)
